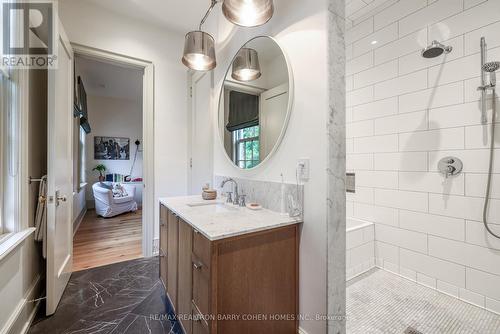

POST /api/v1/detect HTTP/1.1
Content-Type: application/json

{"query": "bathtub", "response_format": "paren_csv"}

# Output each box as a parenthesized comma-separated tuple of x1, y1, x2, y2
(346, 217, 375, 280)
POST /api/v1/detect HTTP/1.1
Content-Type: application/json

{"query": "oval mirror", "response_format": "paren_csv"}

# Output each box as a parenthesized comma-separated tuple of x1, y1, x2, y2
(218, 36, 292, 169)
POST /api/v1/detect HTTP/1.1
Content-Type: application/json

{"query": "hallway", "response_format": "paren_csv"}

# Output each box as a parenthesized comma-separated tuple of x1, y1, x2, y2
(73, 210, 142, 271)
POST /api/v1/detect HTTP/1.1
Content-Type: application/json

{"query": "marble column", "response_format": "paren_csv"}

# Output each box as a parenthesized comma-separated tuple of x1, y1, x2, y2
(327, 1, 346, 334)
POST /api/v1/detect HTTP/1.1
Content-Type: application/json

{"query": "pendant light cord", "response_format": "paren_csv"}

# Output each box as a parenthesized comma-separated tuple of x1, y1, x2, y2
(199, 0, 219, 30)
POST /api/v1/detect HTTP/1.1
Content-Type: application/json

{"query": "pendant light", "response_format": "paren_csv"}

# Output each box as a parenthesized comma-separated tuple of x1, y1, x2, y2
(182, 31, 216, 71)
(182, 0, 275, 71)
(232, 48, 261, 81)
(222, 0, 274, 27)
(182, 1, 218, 71)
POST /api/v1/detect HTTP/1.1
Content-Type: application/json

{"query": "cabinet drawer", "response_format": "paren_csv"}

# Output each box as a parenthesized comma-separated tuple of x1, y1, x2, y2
(192, 253, 210, 319)
(192, 229, 211, 269)
(192, 302, 209, 334)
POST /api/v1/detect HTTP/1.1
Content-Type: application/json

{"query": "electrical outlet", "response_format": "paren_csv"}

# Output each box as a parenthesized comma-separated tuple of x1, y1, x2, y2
(297, 158, 310, 180)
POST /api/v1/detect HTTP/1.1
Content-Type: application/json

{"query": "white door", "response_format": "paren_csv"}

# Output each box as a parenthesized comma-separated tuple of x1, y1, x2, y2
(46, 21, 74, 315)
(260, 83, 289, 158)
(189, 72, 213, 194)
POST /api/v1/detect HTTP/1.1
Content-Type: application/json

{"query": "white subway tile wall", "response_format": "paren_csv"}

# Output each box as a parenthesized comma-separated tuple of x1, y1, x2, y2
(346, 0, 500, 314)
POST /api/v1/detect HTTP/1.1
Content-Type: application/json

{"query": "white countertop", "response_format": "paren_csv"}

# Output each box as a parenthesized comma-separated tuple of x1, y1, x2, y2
(159, 196, 302, 241)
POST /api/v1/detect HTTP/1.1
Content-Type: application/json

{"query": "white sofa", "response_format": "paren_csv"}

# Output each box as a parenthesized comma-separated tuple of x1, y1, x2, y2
(92, 182, 138, 218)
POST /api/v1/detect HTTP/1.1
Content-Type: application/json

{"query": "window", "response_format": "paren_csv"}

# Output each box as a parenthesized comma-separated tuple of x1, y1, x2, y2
(233, 125, 260, 169)
(0, 69, 16, 237)
(72, 117, 86, 192)
(0, 71, 5, 237)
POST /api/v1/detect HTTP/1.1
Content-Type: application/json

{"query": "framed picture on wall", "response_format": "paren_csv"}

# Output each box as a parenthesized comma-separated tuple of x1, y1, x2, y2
(94, 136, 130, 160)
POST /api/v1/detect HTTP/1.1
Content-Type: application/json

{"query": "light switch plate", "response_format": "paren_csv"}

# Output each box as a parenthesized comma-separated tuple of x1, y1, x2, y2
(297, 158, 310, 180)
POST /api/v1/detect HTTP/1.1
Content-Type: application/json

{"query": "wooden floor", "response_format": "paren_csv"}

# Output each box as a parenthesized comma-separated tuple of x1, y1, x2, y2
(73, 209, 142, 272)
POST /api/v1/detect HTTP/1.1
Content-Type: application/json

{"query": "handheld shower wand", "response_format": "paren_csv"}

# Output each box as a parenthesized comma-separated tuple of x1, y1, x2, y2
(478, 45, 500, 239)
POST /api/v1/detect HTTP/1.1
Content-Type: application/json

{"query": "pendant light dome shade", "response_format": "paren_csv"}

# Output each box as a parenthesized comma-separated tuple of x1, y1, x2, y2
(222, 0, 274, 27)
(182, 31, 216, 71)
(232, 48, 261, 82)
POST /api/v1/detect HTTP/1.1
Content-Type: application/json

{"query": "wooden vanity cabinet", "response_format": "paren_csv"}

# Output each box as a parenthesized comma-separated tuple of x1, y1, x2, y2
(159, 205, 168, 289)
(159, 204, 299, 334)
(167, 209, 179, 310)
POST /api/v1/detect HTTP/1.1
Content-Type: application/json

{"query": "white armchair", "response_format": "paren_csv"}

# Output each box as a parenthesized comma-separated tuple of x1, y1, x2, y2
(92, 182, 138, 218)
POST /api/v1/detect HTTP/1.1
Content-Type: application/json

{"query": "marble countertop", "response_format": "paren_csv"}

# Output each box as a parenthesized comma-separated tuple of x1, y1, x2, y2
(159, 195, 302, 241)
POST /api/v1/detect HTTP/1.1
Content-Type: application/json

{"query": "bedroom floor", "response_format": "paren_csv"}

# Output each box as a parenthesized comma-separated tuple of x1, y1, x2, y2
(73, 209, 142, 271)
(347, 268, 500, 334)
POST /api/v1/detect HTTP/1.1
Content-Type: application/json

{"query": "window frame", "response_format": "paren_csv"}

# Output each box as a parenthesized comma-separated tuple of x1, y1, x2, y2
(233, 125, 261, 169)
(0, 0, 36, 248)
(0, 72, 5, 237)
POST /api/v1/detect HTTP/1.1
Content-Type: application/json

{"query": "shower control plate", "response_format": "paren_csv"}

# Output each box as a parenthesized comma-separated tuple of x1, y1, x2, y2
(438, 156, 463, 178)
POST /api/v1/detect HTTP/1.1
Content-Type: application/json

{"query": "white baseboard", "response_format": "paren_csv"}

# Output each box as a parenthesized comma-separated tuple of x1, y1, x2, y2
(1, 275, 41, 334)
(73, 207, 87, 236)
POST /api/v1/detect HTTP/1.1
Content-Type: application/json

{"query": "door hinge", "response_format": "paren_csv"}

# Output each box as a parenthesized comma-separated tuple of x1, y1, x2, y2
(189, 86, 193, 98)
(190, 158, 193, 168)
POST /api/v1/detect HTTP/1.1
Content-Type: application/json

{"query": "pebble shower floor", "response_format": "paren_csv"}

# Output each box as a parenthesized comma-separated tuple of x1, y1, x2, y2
(347, 269, 500, 334)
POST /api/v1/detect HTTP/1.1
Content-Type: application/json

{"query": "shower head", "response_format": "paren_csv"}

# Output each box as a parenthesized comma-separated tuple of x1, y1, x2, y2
(482, 61, 500, 86)
(482, 61, 500, 73)
(421, 40, 453, 58)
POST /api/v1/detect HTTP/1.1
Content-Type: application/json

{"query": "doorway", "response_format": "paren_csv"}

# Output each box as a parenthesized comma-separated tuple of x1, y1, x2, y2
(71, 45, 155, 271)
(188, 72, 213, 194)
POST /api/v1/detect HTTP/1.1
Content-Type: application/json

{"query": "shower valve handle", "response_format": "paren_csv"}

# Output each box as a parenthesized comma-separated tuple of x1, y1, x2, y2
(438, 156, 462, 178)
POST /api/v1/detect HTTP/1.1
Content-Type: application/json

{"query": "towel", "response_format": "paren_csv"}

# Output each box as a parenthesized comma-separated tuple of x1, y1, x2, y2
(34, 175, 47, 259)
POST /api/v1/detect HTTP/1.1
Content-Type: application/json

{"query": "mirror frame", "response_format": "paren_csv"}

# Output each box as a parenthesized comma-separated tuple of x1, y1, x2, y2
(217, 36, 294, 171)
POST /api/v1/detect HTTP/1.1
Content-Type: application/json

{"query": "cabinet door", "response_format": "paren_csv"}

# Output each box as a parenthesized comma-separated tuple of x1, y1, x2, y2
(159, 248, 167, 290)
(178, 219, 193, 334)
(159, 205, 168, 289)
(160, 205, 168, 253)
(192, 303, 209, 334)
(167, 210, 179, 310)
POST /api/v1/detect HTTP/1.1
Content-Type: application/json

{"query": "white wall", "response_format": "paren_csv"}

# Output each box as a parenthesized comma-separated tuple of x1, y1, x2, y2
(60, 1, 189, 241)
(84, 95, 143, 204)
(206, 1, 329, 332)
(346, 0, 500, 314)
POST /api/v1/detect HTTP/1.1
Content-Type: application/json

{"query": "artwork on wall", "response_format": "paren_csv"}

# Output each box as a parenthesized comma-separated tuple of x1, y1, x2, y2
(94, 136, 130, 160)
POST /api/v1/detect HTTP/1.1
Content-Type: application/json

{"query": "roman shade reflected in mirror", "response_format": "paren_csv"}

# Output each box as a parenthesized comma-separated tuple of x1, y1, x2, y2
(226, 91, 259, 132)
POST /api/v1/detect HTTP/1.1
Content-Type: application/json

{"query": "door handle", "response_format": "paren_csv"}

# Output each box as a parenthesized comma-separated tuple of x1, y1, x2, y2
(55, 190, 67, 207)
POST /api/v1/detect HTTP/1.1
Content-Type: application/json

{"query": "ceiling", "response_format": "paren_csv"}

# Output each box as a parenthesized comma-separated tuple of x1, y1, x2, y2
(86, 0, 211, 33)
(75, 55, 143, 102)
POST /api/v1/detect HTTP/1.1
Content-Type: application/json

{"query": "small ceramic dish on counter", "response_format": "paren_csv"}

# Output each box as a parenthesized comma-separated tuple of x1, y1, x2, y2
(246, 203, 262, 210)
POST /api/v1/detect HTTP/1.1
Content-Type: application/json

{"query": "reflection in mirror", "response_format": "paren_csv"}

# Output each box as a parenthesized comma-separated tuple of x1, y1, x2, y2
(219, 36, 291, 169)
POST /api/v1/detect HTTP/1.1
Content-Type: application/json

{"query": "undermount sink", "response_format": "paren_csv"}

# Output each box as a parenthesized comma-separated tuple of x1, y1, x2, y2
(187, 201, 239, 212)
(187, 201, 219, 207)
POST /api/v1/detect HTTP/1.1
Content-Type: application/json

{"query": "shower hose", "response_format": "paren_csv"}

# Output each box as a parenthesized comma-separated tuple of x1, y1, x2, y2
(483, 90, 500, 239)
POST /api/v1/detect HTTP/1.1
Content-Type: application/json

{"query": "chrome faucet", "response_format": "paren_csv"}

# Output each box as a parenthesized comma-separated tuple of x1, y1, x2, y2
(220, 178, 239, 205)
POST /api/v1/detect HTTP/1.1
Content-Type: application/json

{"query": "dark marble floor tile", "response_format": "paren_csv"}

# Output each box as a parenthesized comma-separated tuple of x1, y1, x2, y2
(71, 260, 133, 283)
(29, 257, 182, 334)
(62, 320, 116, 334)
(29, 302, 87, 334)
(130, 282, 169, 316)
(110, 313, 179, 334)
